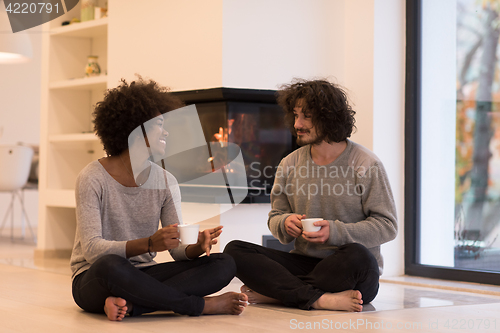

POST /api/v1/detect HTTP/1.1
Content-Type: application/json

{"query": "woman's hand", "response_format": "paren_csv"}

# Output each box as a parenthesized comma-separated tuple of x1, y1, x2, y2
(150, 224, 180, 252)
(186, 226, 223, 259)
(125, 224, 179, 258)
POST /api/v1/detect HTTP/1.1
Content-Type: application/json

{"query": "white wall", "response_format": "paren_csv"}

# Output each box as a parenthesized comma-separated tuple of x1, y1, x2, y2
(108, 0, 224, 90)
(343, 0, 375, 151)
(0, 7, 41, 231)
(373, 0, 406, 277)
(221, 0, 344, 90)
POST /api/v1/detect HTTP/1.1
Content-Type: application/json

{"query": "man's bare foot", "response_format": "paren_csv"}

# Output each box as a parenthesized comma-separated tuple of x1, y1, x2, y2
(240, 285, 281, 304)
(104, 297, 129, 321)
(202, 292, 248, 315)
(311, 290, 363, 312)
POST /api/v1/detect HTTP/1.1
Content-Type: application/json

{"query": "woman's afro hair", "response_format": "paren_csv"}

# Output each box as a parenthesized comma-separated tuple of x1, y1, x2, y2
(93, 77, 184, 156)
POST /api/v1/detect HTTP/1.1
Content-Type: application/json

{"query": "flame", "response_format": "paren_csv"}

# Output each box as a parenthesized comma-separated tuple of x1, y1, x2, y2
(213, 126, 226, 146)
(213, 119, 235, 147)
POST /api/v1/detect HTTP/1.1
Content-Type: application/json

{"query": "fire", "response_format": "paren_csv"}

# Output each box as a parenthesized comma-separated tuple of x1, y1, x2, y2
(213, 126, 227, 146)
(212, 119, 235, 147)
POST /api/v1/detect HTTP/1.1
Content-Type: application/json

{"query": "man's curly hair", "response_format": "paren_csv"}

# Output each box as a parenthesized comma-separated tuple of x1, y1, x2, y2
(93, 77, 184, 156)
(276, 79, 356, 143)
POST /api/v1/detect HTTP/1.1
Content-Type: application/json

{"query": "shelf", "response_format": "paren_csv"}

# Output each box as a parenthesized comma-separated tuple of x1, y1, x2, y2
(40, 5, 110, 251)
(50, 17, 108, 38)
(45, 189, 76, 208)
(49, 133, 99, 143)
(49, 75, 107, 90)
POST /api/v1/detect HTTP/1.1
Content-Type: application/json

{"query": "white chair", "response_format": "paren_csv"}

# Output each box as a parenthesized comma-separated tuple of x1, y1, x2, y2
(0, 144, 36, 242)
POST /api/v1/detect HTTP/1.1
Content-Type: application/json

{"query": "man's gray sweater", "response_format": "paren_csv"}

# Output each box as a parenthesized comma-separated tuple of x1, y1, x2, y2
(268, 140, 398, 274)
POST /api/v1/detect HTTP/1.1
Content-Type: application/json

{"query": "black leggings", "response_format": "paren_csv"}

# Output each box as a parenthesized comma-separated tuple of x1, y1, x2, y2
(224, 241, 379, 310)
(72, 253, 236, 316)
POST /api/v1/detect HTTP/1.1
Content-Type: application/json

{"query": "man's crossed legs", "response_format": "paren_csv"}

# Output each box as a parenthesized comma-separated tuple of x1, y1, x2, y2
(224, 241, 379, 312)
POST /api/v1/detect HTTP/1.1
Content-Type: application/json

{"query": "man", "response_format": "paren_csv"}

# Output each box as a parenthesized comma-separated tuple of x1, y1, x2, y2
(224, 79, 397, 312)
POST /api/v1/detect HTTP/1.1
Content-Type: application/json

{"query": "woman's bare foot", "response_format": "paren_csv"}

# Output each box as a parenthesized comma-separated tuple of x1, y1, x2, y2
(104, 297, 129, 321)
(202, 292, 248, 315)
(240, 285, 281, 304)
(311, 290, 363, 312)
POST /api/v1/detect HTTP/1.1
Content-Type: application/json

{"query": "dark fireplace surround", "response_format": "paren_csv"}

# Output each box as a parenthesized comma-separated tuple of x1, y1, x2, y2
(167, 87, 298, 204)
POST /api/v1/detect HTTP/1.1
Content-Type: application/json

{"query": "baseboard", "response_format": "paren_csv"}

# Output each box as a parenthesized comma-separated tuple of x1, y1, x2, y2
(380, 275, 500, 296)
(34, 248, 72, 259)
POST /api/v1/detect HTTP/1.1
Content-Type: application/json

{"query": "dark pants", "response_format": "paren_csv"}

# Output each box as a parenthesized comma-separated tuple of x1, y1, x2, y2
(72, 253, 236, 317)
(223, 240, 379, 310)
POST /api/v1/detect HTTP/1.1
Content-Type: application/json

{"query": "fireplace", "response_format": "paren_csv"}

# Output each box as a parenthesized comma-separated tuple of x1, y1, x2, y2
(167, 88, 298, 203)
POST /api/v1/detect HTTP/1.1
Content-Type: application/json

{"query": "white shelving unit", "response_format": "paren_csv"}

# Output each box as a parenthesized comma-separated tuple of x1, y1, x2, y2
(49, 75, 107, 90)
(38, 7, 109, 258)
(49, 17, 108, 38)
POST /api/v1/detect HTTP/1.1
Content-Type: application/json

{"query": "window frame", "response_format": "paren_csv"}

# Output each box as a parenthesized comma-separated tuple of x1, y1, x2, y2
(404, 0, 500, 285)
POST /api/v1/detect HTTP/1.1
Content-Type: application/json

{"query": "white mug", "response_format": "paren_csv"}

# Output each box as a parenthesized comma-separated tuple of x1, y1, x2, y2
(178, 224, 200, 244)
(301, 218, 323, 232)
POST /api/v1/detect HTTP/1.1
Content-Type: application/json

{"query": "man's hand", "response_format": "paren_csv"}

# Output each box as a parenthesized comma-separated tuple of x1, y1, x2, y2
(186, 226, 223, 258)
(150, 224, 180, 252)
(284, 214, 306, 238)
(302, 220, 330, 244)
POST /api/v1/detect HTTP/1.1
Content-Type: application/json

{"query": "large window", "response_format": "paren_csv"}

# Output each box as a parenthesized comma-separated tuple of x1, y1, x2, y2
(406, 0, 500, 284)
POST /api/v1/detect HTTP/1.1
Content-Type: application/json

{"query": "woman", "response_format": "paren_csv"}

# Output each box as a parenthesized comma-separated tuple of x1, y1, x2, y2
(70, 78, 247, 321)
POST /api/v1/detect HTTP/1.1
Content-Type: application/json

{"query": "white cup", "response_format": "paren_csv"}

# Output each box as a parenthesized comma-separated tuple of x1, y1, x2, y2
(301, 218, 323, 232)
(178, 224, 200, 244)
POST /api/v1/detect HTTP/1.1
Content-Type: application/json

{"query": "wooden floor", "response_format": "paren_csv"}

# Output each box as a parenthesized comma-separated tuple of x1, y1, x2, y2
(2, 234, 500, 333)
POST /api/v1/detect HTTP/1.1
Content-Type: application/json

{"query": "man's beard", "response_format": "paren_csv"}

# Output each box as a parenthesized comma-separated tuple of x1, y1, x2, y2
(296, 130, 325, 146)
